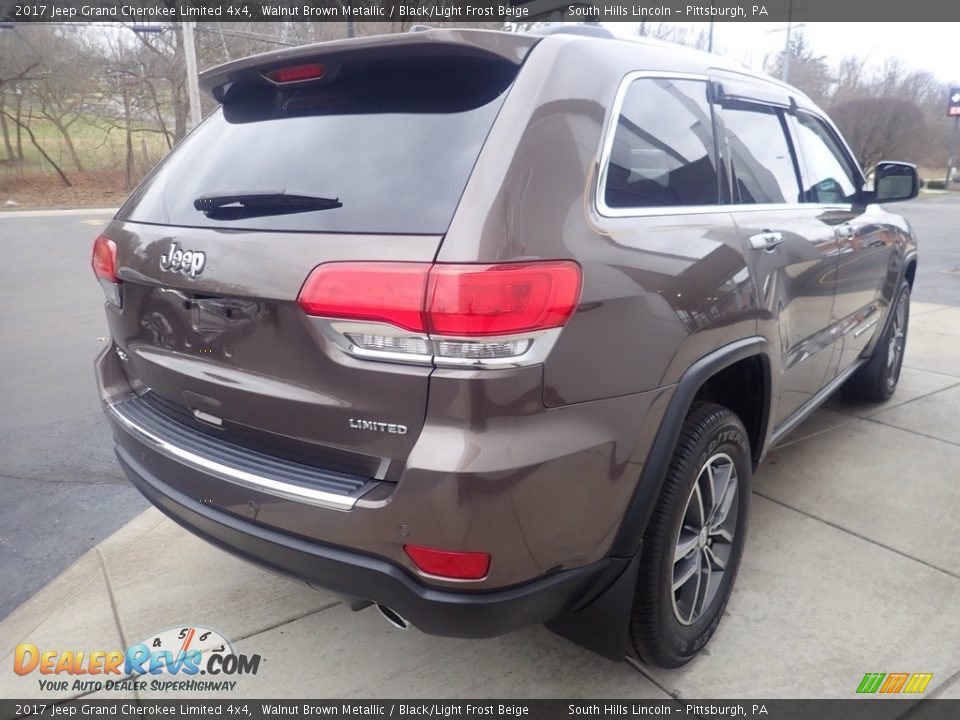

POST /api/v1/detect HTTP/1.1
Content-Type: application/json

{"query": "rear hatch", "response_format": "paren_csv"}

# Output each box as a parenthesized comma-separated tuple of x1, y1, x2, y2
(101, 30, 537, 481)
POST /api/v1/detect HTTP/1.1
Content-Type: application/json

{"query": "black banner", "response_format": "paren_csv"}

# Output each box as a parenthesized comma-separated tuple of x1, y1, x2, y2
(2, 699, 958, 720)
(1, 0, 960, 23)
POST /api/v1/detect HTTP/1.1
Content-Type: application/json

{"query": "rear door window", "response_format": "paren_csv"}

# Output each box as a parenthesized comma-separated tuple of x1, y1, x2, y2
(118, 55, 517, 234)
(603, 78, 720, 209)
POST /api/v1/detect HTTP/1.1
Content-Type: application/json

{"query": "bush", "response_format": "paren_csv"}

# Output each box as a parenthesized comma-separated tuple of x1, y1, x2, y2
(925, 180, 946, 190)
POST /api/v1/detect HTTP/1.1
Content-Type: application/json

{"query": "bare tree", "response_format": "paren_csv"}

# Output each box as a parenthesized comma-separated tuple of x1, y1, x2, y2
(18, 27, 96, 173)
(0, 27, 42, 163)
(830, 97, 926, 171)
(0, 108, 72, 185)
(766, 32, 831, 105)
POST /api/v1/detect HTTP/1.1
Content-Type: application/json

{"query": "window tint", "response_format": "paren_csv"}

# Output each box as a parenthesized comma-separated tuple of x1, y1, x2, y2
(118, 55, 516, 234)
(724, 104, 800, 204)
(604, 79, 719, 209)
(793, 113, 859, 204)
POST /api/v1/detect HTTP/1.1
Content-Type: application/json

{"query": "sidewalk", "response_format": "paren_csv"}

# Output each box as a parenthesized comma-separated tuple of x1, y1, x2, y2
(3, 302, 959, 701)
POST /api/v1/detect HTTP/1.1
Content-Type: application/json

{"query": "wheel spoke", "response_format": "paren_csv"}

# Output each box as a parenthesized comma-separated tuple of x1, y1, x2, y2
(706, 460, 734, 524)
(705, 463, 717, 513)
(709, 527, 734, 544)
(673, 555, 699, 592)
(694, 551, 711, 620)
(674, 529, 699, 563)
(686, 553, 703, 623)
(704, 544, 727, 571)
(709, 471, 738, 531)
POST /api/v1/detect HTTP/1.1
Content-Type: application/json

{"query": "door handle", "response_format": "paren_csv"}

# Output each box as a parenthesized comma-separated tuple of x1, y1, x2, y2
(835, 222, 856, 240)
(749, 231, 784, 252)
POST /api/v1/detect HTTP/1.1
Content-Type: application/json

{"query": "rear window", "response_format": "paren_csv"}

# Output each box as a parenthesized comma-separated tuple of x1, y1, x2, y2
(118, 54, 517, 234)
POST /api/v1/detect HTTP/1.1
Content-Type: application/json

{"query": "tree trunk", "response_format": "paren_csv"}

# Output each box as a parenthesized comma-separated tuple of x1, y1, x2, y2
(53, 119, 85, 174)
(123, 90, 133, 190)
(1, 109, 71, 186)
(14, 92, 24, 161)
(0, 93, 13, 162)
(172, 28, 189, 142)
(145, 79, 173, 150)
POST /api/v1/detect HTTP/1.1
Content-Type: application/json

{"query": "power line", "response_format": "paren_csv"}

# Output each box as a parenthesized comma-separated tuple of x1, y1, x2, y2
(2, 21, 301, 46)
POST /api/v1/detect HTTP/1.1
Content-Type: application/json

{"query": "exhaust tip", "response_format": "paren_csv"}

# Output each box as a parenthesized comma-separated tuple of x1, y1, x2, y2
(375, 604, 409, 631)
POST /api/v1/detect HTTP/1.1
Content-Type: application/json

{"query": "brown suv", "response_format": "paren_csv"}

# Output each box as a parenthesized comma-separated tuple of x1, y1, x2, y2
(93, 26, 919, 667)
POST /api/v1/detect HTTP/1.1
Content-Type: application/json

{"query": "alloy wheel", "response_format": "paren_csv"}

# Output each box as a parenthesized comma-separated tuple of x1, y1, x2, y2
(671, 452, 739, 626)
(886, 293, 907, 390)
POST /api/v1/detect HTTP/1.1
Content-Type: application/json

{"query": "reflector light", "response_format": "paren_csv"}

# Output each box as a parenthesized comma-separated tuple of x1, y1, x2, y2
(264, 63, 326, 84)
(403, 545, 490, 580)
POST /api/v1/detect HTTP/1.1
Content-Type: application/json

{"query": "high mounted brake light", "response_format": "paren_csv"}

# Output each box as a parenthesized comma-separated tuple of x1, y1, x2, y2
(263, 63, 326, 84)
(92, 235, 122, 307)
(297, 261, 582, 368)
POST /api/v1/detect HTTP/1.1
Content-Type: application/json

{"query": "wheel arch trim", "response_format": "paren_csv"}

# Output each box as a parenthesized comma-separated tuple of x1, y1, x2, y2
(609, 336, 771, 559)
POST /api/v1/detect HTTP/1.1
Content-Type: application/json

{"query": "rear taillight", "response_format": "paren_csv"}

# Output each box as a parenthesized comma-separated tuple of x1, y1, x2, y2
(404, 545, 490, 580)
(297, 261, 581, 368)
(92, 235, 122, 307)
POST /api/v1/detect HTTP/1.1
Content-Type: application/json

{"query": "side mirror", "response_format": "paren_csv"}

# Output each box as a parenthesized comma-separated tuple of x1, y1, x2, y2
(873, 161, 919, 203)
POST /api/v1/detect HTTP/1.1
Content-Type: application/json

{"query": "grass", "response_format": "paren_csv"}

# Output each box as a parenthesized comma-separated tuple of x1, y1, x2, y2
(0, 113, 170, 179)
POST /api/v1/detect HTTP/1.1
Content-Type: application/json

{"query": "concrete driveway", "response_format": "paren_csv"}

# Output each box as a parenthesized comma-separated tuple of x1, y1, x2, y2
(2, 300, 959, 702)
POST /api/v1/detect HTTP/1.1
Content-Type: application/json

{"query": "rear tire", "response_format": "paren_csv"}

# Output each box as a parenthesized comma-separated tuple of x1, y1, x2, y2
(629, 403, 751, 668)
(842, 282, 910, 403)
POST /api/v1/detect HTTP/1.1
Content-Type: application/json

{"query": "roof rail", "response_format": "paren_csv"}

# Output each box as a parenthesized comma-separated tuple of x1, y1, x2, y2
(408, 24, 434, 32)
(528, 24, 615, 40)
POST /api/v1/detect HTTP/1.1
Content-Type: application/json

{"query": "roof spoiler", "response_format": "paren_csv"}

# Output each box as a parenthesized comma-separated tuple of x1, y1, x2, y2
(199, 28, 539, 103)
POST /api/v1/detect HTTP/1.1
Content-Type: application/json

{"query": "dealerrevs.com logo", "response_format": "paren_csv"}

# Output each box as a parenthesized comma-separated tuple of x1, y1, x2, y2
(856, 672, 934, 694)
(13, 626, 262, 694)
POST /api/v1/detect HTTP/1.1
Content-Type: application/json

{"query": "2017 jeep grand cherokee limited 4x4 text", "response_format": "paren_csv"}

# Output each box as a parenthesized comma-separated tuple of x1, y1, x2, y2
(93, 26, 919, 667)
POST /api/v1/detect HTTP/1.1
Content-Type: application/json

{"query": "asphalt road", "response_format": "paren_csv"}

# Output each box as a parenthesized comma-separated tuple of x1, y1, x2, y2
(895, 193, 960, 306)
(0, 209, 147, 620)
(0, 195, 958, 621)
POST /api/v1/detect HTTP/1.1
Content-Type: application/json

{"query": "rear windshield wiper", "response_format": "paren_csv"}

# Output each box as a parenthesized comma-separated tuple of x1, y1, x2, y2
(194, 190, 342, 220)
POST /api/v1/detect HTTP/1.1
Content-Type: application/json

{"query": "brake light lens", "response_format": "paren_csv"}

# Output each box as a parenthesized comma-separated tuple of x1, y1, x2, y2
(92, 235, 118, 283)
(92, 235, 122, 307)
(297, 262, 429, 332)
(404, 545, 490, 580)
(297, 261, 581, 367)
(263, 63, 326, 84)
(427, 262, 581, 336)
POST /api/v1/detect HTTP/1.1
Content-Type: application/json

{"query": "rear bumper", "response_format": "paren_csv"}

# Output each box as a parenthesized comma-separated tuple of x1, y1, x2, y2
(115, 444, 629, 638)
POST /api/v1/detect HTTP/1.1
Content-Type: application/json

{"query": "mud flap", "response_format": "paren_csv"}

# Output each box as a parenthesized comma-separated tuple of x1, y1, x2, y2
(544, 551, 642, 661)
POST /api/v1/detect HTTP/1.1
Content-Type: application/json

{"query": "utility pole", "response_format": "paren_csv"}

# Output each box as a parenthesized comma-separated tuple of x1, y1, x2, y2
(181, 22, 202, 129)
(707, 0, 714, 52)
(781, 12, 792, 82)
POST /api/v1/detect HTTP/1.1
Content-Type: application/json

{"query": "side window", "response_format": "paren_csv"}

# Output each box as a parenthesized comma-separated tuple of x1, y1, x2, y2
(603, 78, 719, 209)
(793, 113, 860, 204)
(724, 103, 801, 204)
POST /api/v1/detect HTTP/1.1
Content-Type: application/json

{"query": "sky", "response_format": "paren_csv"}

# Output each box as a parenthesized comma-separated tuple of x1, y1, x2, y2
(604, 22, 960, 85)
